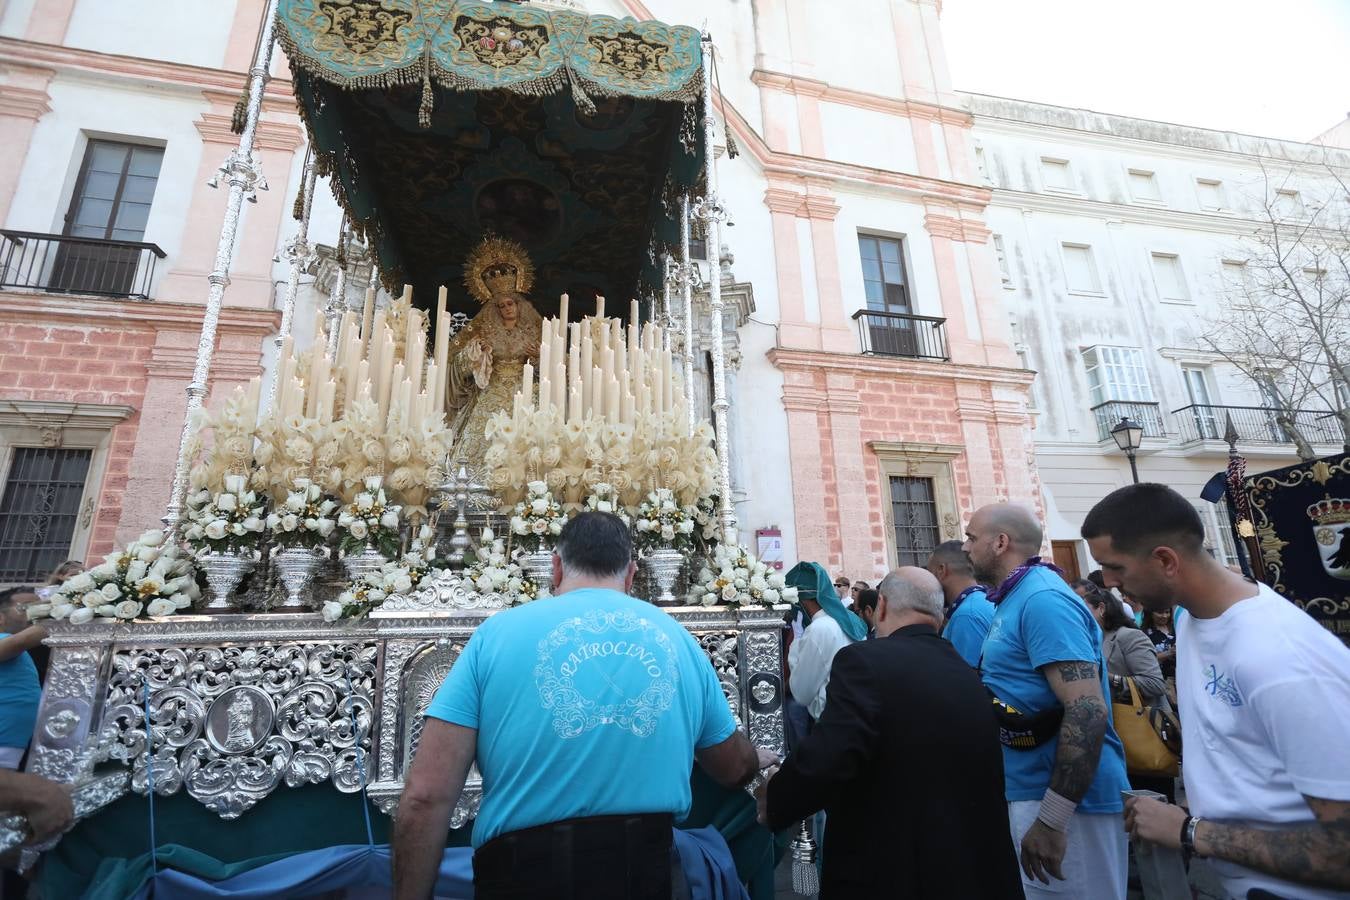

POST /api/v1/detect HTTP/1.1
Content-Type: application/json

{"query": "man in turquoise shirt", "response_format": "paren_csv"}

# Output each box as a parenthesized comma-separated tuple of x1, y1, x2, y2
(0, 587, 44, 770)
(925, 541, 994, 667)
(965, 504, 1129, 900)
(393, 512, 762, 900)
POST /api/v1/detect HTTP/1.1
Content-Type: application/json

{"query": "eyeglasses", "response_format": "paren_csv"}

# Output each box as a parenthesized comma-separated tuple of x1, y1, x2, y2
(833, 583, 849, 590)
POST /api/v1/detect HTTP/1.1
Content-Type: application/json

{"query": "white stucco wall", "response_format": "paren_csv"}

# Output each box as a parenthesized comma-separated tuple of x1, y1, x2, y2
(63, 0, 236, 70)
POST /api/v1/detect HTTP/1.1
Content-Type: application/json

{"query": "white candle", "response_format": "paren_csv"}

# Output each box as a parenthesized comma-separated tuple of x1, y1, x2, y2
(559, 293, 569, 326)
(360, 287, 376, 351)
(595, 294, 605, 320)
(580, 330, 593, 413)
(522, 361, 534, 411)
(590, 366, 602, 420)
(424, 361, 439, 417)
(406, 314, 425, 393)
(540, 335, 551, 385)
(567, 381, 580, 423)
(607, 375, 620, 423)
(629, 298, 639, 328)
(540, 375, 552, 412)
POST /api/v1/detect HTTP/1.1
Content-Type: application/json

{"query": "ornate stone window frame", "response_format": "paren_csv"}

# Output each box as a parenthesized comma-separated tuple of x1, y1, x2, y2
(0, 401, 134, 572)
(869, 441, 965, 567)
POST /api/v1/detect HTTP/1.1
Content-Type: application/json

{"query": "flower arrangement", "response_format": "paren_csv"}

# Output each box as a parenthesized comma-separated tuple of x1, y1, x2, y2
(633, 488, 696, 552)
(508, 481, 566, 551)
(266, 477, 339, 550)
(689, 543, 796, 608)
(30, 529, 200, 623)
(323, 525, 438, 622)
(691, 494, 721, 554)
(463, 528, 538, 606)
(582, 482, 629, 524)
(336, 475, 403, 558)
(184, 474, 268, 555)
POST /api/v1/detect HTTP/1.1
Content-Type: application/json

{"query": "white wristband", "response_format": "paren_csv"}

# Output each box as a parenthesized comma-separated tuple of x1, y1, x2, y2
(1037, 788, 1077, 832)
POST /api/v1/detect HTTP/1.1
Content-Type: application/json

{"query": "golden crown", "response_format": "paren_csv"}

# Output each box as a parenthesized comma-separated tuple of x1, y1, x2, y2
(463, 234, 535, 304)
(1308, 496, 1350, 526)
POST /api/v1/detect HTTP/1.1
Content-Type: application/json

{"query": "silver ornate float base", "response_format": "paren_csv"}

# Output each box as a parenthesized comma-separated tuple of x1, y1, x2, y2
(341, 547, 387, 583)
(9, 594, 787, 854)
(273, 546, 324, 608)
(198, 550, 257, 610)
(520, 548, 553, 599)
(642, 547, 686, 606)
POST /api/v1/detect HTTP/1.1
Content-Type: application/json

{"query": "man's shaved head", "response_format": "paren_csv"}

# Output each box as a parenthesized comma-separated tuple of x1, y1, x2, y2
(963, 502, 1044, 586)
(974, 504, 1042, 554)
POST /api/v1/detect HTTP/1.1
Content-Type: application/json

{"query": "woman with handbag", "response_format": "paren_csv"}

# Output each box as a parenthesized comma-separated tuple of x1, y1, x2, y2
(1072, 580, 1178, 801)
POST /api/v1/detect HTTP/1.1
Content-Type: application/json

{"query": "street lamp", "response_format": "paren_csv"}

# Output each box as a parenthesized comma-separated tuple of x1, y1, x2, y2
(1111, 416, 1144, 484)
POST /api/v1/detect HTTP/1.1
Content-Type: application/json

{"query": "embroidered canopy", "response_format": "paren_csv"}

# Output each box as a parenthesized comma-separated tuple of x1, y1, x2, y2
(277, 0, 707, 318)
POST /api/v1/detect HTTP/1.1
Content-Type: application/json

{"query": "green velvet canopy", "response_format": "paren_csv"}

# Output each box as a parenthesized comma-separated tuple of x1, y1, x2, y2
(277, 0, 707, 319)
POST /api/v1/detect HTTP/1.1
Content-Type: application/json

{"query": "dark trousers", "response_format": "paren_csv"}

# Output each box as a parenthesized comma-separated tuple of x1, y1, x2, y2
(472, 812, 685, 900)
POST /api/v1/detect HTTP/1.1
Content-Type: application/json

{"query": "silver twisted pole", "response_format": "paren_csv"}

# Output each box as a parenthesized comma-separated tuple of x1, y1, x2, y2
(269, 144, 317, 406)
(163, 0, 278, 536)
(699, 33, 736, 546)
(680, 196, 696, 436)
(326, 213, 351, 357)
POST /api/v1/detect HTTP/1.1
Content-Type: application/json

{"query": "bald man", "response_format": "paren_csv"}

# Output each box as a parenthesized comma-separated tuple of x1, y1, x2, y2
(964, 504, 1129, 899)
(758, 567, 1023, 898)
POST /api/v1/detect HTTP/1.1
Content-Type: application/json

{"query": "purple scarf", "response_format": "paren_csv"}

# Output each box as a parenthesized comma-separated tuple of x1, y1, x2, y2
(945, 584, 988, 620)
(987, 556, 1064, 605)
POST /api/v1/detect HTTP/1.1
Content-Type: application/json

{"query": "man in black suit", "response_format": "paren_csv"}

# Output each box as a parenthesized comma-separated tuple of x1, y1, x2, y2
(757, 567, 1024, 899)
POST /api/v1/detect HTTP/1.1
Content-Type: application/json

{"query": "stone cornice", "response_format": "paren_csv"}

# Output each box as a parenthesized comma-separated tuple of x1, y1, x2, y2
(0, 37, 294, 100)
(780, 384, 827, 413)
(0, 84, 51, 120)
(923, 213, 965, 241)
(196, 111, 303, 152)
(751, 68, 972, 127)
(762, 187, 806, 216)
(0, 292, 278, 337)
(0, 400, 134, 429)
(989, 186, 1296, 239)
(767, 347, 1036, 391)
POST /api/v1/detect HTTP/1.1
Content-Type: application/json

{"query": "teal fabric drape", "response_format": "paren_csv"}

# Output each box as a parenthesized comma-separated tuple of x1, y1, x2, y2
(786, 561, 868, 642)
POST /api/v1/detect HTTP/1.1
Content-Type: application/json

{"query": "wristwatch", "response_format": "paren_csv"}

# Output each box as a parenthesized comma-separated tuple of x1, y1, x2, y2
(1180, 815, 1202, 859)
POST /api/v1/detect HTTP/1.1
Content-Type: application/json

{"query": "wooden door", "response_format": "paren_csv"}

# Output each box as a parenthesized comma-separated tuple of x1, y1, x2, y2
(1051, 540, 1082, 583)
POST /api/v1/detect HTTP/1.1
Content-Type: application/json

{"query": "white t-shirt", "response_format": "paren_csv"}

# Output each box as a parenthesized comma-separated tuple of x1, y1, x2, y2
(788, 612, 851, 720)
(1178, 583, 1350, 900)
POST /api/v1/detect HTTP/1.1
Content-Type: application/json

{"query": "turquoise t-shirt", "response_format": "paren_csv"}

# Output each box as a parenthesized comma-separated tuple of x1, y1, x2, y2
(0, 635, 40, 750)
(426, 588, 738, 847)
(979, 568, 1130, 813)
(942, 587, 995, 667)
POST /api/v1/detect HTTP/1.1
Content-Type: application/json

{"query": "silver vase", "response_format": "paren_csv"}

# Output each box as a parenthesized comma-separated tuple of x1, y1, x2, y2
(520, 547, 554, 599)
(642, 546, 686, 606)
(198, 550, 256, 611)
(273, 546, 324, 609)
(341, 546, 387, 582)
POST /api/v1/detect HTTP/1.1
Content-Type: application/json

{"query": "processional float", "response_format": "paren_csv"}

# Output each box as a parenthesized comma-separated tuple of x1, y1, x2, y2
(7, 2, 794, 893)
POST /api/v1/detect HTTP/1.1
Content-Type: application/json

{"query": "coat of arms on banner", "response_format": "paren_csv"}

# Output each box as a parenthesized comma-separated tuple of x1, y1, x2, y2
(1240, 453, 1350, 642)
(1309, 497, 1350, 581)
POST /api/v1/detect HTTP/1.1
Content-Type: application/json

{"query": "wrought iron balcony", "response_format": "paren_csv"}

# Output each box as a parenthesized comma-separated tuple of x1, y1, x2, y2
(1172, 404, 1345, 446)
(853, 309, 950, 361)
(1091, 400, 1166, 443)
(0, 230, 165, 300)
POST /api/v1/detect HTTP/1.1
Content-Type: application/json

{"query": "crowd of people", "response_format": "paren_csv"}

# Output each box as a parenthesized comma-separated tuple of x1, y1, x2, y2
(2, 487, 1350, 900)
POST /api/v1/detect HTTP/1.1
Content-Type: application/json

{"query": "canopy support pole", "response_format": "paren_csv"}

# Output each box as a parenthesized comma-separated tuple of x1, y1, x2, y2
(679, 197, 696, 436)
(326, 214, 351, 357)
(270, 145, 317, 406)
(697, 33, 736, 546)
(163, 0, 278, 536)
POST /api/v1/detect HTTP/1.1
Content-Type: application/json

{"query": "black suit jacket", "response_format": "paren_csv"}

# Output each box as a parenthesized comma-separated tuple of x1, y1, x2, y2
(766, 624, 1024, 899)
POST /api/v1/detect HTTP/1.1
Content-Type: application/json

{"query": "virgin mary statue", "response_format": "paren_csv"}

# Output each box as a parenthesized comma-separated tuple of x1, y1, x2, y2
(444, 235, 544, 464)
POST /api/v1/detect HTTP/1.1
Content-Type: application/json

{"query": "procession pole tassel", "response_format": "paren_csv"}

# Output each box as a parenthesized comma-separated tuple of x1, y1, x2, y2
(789, 819, 819, 897)
(699, 32, 737, 546)
(326, 213, 352, 357)
(680, 196, 696, 436)
(270, 143, 317, 406)
(163, 0, 279, 536)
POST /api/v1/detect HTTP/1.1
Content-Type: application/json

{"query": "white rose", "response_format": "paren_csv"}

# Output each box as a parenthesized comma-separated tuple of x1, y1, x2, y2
(185, 524, 205, 542)
(321, 601, 345, 623)
(113, 600, 143, 620)
(145, 597, 177, 617)
(701, 592, 717, 607)
(82, 592, 104, 609)
(363, 475, 382, 492)
(99, 583, 122, 601)
(65, 572, 95, 593)
(316, 519, 335, 537)
(392, 574, 413, 593)
(481, 527, 495, 543)
(527, 480, 547, 495)
(50, 602, 76, 620)
(96, 604, 117, 616)
(678, 519, 694, 534)
(355, 493, 374, 512)
(216, 493, 237, 512)
(782, 587, 798, 603)
(660, 524, 676, 542)
(266, 513, 281, 530)
(530, 499, 548, 515)
(190, 488, 212, 506)
(224, 474, 247, 494)
(243, 516, 264, 533)
(474, 574, 494, 593)
(285, 492, 305, 512)
(763, 589, 780, 603)
(229, 522, 246, 536)
(548, 521, 562, 535)
(138, 529, 165, 547)
(721, 584, 740, 602)
(170, 593, 191, 610)
(511, 517, 528, 535)
(68, 607, 95, 625)
(750, 575, 768, 592)
(204, 521, 227, 541)
(596, 501, 612, 513)
(281, 514, 299, 532)
(349, 520, 369, 540)
(304, 518, 320, 533)
(367, 589, 386, 602)
(530, 519, 549, 535)
(380, 510, 400, 529)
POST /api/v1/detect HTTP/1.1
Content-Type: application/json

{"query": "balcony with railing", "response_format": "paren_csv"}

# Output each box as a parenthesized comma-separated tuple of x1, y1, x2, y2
(1091, 400, 1166, 443)
(0, 231, 165, 300)
(1173, 404, 1346, 447)
(852, 309, 950, 362)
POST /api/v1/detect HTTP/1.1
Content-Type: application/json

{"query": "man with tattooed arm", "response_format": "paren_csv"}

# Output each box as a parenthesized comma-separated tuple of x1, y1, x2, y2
(965, 503, 1130, 898)
(1084, 484, 1350, 900)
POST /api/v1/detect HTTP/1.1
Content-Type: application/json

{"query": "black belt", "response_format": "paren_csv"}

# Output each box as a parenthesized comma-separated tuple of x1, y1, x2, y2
(473, 812, 687, 900)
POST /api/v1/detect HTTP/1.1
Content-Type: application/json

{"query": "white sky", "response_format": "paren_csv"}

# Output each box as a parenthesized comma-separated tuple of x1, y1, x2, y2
(942, 0, 1350, 142)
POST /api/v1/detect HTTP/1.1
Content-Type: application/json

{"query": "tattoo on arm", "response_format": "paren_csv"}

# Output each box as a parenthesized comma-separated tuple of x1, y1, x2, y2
(1043, 661, 1109, 803)
(1197, 797, 1350, 891)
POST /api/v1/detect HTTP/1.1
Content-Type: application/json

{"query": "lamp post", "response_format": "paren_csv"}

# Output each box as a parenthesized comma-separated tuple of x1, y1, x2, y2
(1111, 416, 1144, 484)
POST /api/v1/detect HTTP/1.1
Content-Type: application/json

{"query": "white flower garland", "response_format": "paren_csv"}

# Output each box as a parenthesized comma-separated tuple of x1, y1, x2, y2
(31, 529, 200, 623)
(690, 544, 796, 608)
(508, 481, 565, 551)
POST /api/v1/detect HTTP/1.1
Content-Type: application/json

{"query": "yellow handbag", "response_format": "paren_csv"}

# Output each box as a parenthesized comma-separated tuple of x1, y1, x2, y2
(1112, 677, 1181, 778)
